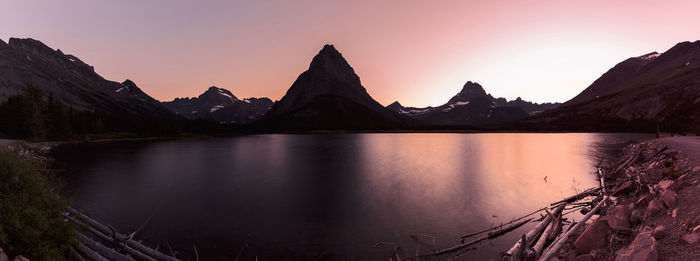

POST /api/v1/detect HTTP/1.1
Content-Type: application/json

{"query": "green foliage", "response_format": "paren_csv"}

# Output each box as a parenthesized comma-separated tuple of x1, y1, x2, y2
(0, 151, 75, 260)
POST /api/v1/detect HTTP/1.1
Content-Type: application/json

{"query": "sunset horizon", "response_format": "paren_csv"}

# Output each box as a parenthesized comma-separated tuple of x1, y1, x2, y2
(1, 1, 699, 260)
(3, 1, 700, 107)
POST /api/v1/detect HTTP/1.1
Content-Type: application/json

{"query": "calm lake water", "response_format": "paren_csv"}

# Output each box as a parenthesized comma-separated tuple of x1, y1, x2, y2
(54, 133, 651, 260)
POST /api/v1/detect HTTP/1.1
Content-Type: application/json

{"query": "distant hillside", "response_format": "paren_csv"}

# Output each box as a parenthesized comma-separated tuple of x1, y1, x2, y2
(387, 81, 560, 126)
(516, 41, 700, 132)
(0, 38, 177, 119)
(163, 86, 273, 124)
(253, 44, 413, 130)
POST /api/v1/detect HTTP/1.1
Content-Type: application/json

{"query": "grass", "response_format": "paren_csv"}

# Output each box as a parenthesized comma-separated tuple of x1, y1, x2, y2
(0, 151, 75, 260)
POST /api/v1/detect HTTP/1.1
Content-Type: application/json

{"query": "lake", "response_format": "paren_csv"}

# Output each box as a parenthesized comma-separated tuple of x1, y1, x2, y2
(54, 133, 651, 260)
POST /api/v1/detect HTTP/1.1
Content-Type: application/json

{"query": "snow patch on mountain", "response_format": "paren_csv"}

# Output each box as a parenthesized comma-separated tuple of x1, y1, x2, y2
(638, 52, 661, 60)
(209, 105, 224, 112)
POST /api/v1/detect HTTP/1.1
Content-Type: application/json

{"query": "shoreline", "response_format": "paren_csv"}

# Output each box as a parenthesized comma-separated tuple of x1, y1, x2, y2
(543, 136, 700, 260)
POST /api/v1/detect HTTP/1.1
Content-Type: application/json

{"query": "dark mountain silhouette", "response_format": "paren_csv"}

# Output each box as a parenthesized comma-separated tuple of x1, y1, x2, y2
(493, 97, 560, 115)
(163, 86, 273, 124)
(516, 40, 700, 132)
(255, 44, 411, 130)
(387, 81, 559, 126)
(0, 38, 177, 119)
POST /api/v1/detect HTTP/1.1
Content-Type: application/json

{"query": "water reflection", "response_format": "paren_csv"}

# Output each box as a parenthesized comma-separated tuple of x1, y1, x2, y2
(55, 133, 650, 260)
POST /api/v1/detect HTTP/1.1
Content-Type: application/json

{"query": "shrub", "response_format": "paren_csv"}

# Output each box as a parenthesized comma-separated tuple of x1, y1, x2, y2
(0, 151, 75, 260)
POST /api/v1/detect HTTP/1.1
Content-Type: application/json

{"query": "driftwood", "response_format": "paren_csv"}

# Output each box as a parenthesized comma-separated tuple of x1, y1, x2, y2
(504, 203, 566, 259)
(538, 197, 608, 261)
(424, 217, 533, 257)
(75, 243, 109, 261)
(77, 233, 136, 261)
(550, 187, 601, 206)
(612, 146, 640, 175)
(69, 247, 87, 261)
(67, 215, 158, 261)
(68, 207, 181, 261)
(532, 212, 560, 257)
(541, 220, 576, 258)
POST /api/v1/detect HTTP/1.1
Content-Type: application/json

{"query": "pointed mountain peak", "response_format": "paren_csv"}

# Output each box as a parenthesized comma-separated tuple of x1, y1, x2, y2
(201, 86, 238, 101)
(388, 101, 402, 107)
(308, 44, 357, 78)
(265, 44, 379, 115)
(460, 81, 486, 94)
(121, 79, 138, 88)
(447, 81, 488, 104)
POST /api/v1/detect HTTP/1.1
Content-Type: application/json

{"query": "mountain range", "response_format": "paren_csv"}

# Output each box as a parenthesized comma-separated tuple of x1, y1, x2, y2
(516, 41, 700, 132)
(0, 38, 177, 119)
(387, 81, 560, 126)
(162, 87, 272, 124)
(0, 37, 697, 133)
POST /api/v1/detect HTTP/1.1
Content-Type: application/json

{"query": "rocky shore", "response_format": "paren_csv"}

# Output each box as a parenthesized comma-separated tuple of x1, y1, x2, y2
(551, 136, 700, 261)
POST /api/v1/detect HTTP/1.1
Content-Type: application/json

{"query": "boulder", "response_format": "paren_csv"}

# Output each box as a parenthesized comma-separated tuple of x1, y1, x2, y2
(652, 226, 667, 240)
(662, 167, 678, 179)
(574, 218, 609, 255)
(647, 199, 666, 217)
(630, 209, 644, 225)
(608, 205, 632, 229)
(614, 181, 635, 196)
(615, 228, 658, 261)
(657, 180, 676, 191)
(660, 189, 677, 208)
(682, 233, 700, 244)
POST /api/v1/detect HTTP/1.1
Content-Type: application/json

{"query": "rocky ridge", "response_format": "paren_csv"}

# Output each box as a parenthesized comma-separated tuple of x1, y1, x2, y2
(0, 38, 177, 119)
(162, 86, 273, 124)
(387, 81, 560, 126)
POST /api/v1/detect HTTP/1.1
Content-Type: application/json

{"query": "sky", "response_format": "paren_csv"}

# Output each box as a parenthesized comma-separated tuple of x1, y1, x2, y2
(1, 0, 699, 107)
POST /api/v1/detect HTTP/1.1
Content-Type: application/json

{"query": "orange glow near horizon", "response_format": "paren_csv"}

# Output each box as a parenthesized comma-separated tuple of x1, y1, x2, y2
(2, 1, 699, 107)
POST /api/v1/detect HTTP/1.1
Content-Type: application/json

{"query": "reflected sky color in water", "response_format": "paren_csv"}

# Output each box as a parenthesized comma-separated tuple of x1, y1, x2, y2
(55, 133, 649, 260)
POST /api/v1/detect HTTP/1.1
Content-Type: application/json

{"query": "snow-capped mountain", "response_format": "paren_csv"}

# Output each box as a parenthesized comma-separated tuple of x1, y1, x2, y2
(162, 86, 273, 124)
(387, 81, 559, 126)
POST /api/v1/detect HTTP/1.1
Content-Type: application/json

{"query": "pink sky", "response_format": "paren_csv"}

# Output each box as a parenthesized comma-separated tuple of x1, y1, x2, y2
(2, 1, 699, 107)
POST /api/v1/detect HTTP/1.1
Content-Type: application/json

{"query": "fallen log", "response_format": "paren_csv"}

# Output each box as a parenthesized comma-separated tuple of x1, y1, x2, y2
(503, 203, 566, 259)
(74, 243, 109, 261)
(423, 217, 533, 256)
(69, 247, 86, 261)
(68, 207, 181, 261)
(77, 232, 136, 261)
(550, 187, 601, 206)
(538, 196, 608, 261)
(67, 215, 158, 261)
(532, 212, 560, 257)
(541, 220, 575, 258)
